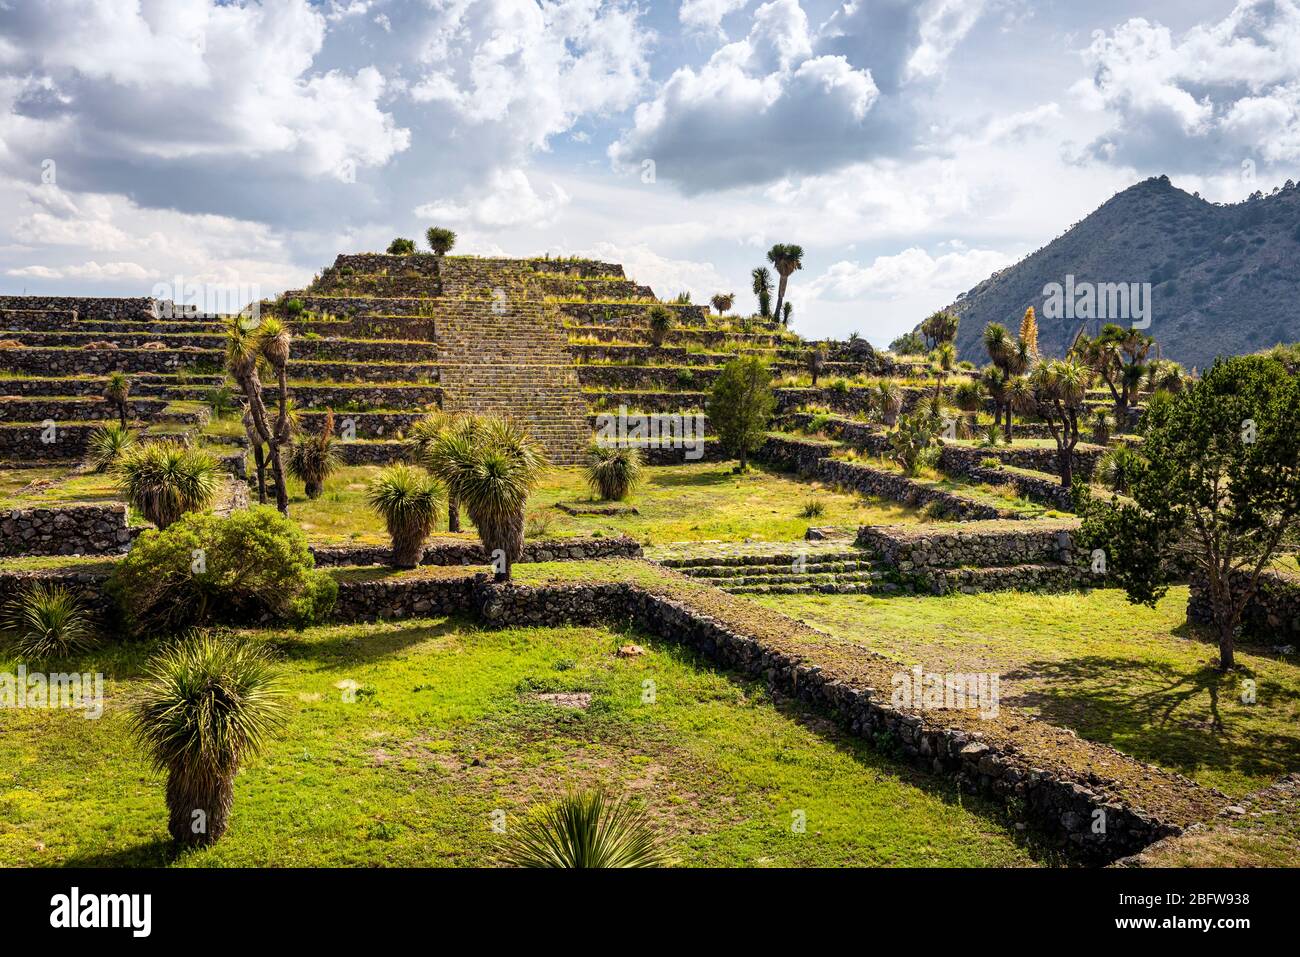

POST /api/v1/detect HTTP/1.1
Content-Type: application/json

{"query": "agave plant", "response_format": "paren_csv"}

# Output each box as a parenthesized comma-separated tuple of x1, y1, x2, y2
(87, 422, 135, 473)
(130, 632, 287, 847)
(366, 463, 444, 568)
(287, 410, 339, 499)
(583, 444, 642, 502)
(423, 416, 547, 581)
(116, 440, 220, 529)
(501, 789, 666, 868)
(1, 582, 94, 660)
(103, 371, 131, 428)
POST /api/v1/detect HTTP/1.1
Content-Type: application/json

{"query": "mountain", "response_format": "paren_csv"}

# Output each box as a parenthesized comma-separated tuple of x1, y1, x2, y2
(943, 175, 1300, 371)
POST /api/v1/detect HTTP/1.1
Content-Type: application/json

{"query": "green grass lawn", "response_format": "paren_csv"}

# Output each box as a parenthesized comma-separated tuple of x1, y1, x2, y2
(290, 461, 921, 547)
(0, 467, 69, 503)
(0, 617, 1035, 867)
(752, 588, 1300, 797)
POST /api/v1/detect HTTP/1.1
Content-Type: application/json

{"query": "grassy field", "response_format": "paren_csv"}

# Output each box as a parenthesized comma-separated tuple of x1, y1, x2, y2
(289, 461, 921, 546)
(0, 617, 1036, 868)
(753, 587, 1300, 797)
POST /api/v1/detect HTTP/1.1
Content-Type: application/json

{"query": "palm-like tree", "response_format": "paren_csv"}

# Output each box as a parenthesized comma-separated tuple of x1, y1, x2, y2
(225, 317, 288, 513)
(366, 464, 445, 568)
(502, 789, 666, 868)
(646, 305, 674, 346)
(1031, 359, 1091, 486)
(425, 227, 456, 256)
(116, 440, 220, 529)
(88, 422, 134, 473)
(875, 379, 903, 427)
(1006, 375, 1037, 442)
(584, 445, 642, 501)
(751, 267, 773, 318)
(287, 410, 339, 499)
(710, 293, 734, 315)
(257, 318, 294, 444)
(807, 343, 828, 386)
(410, 411, 468, 532)
(103, 371, 130, 428)
(766, 244, 803, 328)
(932, 342, 955, 397)
(425, 416, 548, 581)
(131, 632, 287, 847)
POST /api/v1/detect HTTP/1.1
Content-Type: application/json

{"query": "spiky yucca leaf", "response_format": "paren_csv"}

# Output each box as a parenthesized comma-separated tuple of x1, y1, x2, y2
(116, 440, 220, 529)
(583, 444, 642, 501)
(366, 463, 444, 567)
(1, 582, 94, 660)
(130, 631, 286, 845)
(287, 410, 339, 499)
(88, 422, 135, 473)
(501, 789, 666, 869)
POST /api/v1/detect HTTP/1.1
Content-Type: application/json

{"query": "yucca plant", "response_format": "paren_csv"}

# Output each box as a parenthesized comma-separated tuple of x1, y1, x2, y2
(366, 463, 444, 568)
(87, 422, 135, 473)
(408, 411, 463, 532)
(287, 410, 339, 499)
(425, 416, 547, 581)
(103, 371, 131, 428)
(646, 305, 674, 347)
(583, 444, 642, 501)
(1091, 409, 1114, 445)
(1, 582, 94, 660)
(130, 632, 287, 847)
(116, 440, 220, 529)
(501, 789, 666, 868)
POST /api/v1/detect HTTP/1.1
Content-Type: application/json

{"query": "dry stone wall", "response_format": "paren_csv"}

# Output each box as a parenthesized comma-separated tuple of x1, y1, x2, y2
(1188, 567, 1300, 642)
(0, 504, 132, 557)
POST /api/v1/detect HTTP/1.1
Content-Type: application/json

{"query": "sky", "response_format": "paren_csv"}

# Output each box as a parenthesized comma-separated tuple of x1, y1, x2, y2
(1, 0, 1297, 346)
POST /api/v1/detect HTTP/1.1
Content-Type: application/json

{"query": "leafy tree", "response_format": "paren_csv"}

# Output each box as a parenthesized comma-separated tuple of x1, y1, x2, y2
(1076, 355, 1300, 670)
(766, 243, 804, 326)
(387, 237, 416, 255)
(103, 371, 130, 428)
(707, 355, 776, 471)
(889, 330, 926, 355)
(425, 227, 457, 255)
(131, 632, 287, 847)
(751, 266, 773, 318)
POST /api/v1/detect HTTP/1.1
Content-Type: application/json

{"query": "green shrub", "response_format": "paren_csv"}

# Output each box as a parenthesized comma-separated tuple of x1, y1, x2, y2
(979, 456, 1001, 470)
(1, 582, 94, 660)
(283, 298, 305, 316)
(799, 499, 826, 518)
(387, 237, 416, 255)
(108, 507, 337, 636)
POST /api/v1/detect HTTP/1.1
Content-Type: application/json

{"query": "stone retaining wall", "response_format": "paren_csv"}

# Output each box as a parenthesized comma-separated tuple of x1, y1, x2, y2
(756, 435, 1013, 520)
(469, 579, 1190, 863)
(1188, 567, 1300, 642)
(856, 520, 1080, 569)
(1, 347, 218, 376)
(939, 442, 1104, 481)
(0, 504, 132, 557)
(0, 397, 169, 423)
(310, 534, 642, 568)
(0, 296, 161, 321)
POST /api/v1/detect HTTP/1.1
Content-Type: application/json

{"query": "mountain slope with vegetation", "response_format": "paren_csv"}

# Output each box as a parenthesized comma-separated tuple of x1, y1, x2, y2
(944, 176, 1300, 370)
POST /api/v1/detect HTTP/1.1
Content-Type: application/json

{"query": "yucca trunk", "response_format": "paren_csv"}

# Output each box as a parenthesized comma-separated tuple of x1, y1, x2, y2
(116, 401, 127, 430)
(389, 520, 429, 568)
(773, 273, 789, 326)
(304, 476, 323, 499)
(476, 507, 524, 582)
(448, 495, 461, 533)
(165, 764, 234, 847)
(240, 370, 288, 515)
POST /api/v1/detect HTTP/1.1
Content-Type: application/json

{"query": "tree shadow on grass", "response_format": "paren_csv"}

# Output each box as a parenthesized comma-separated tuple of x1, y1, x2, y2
(271, 617, 468, 671)
(64, 836, 177, 868)
(1003, 655, 1300, 788)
